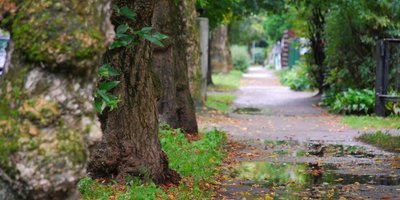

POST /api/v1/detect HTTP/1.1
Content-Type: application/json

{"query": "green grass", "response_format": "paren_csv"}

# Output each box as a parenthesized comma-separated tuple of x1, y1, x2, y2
(205, 94, 236, 114)
(359, 131, 400, 152)
(342, 116, 400, 129)
(211, 70, 243, 92)
(78, 125, 226, 200)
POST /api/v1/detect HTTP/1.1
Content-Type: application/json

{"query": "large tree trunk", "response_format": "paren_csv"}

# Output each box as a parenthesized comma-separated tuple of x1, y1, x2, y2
(88, 0, 180, 185)
(0, 0, 112, 199)
(180, 0, 204, 106)
(152, 0, 198, 134)
(210, 25, 232, 74)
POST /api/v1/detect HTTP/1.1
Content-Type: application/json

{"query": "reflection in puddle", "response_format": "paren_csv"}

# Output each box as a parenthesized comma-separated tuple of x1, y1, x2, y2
(231, 162, 399, 198)
(263, 139, 376, 158)
(233, 162, 399, 186)
(307, 143, 375, 158)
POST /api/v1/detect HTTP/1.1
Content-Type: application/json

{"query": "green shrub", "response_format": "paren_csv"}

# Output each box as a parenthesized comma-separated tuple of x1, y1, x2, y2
(323, 88, 400, 115)
(253, 47, 266, 65)
(324, 1, 400, 90)
(330, 88, 375, 114)
(231, 45, 250, 72)
(385, 91, 400, 115)
(276, 62, 316, 91)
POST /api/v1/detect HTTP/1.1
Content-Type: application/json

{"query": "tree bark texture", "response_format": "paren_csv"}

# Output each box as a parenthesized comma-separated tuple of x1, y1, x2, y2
(0, 0, 112, 199)
(179, 0, 204, 106)
(152, 0, 198, 134)
(308, 7, 326, 94)
(88, 0, 180, 185)
(210, 25, 232, 74)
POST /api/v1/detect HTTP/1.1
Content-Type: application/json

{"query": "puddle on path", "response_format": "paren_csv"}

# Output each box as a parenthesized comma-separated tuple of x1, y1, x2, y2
(232, 162, 399, 186)
(220, 139, 400, 199)
(226, 162, 399, 199)
(263, 140, 377, 158)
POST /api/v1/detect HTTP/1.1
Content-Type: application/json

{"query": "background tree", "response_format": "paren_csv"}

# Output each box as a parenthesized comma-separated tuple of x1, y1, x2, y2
(88, 0, 180, 185)
(307, 5, 326, 94)
(197, 0, 285, 82)
(0, 0, 112, 199)
(210, 25, 232, 74)
(152, 0, 199, 134)
(181, 0, 204, 106)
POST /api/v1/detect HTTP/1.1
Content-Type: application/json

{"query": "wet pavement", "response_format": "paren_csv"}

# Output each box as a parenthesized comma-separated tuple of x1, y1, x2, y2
(198, 66, 400, 199)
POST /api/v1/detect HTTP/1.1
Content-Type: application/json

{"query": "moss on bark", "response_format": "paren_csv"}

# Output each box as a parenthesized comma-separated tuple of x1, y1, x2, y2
(0, 0, 113, 199)
(11, 0, 105, 70)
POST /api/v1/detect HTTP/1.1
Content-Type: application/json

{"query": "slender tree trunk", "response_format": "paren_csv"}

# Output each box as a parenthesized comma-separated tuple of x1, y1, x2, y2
(0, 0, 112, 199)
(210, 25, 231, 74)
(88, 0, 180, 185)
(152, 0, 198, 134)
(308, 7, 326, 94)
(180, 0, 204, 107)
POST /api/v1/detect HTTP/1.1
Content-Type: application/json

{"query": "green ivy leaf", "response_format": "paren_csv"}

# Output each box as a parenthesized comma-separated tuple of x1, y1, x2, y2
(143, 35, 164, 47)
(120, 6, 136, 20)
(116, 24, 129, 34)
(112, 4, 120, 13)
(137, 27, 153, 34)
(98, 64, 119, 77)
(136, 29, 168, 47)
(94, 99, 106, 114)
(99, 81, 120, 92)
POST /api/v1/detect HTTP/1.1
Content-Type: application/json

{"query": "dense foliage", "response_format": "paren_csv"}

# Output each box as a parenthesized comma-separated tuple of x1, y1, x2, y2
(231, 45, 250, 72)
(324, 1, 400, 91)
(276, 61, 316, 91)
(262, 1, 400, 115)
(329, 89, 375, 115)
(196, 0, 284, 29)
(229, 16, 266, 45)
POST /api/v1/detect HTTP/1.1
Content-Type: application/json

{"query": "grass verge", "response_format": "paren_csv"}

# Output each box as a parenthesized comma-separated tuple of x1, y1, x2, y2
(342, 116, 400, 129)
(205, 94, 236, 114)
(210, 70, 242, 92)
(359, 131, 400, 152)
(78, 125, 226, 199)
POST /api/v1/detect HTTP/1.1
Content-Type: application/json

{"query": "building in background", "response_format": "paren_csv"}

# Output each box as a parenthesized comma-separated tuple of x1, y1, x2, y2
(0, 31, 10, 75)
(265, 29, 307, 70)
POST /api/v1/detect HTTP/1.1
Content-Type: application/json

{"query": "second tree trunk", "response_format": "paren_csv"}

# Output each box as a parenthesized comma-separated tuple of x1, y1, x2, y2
(88, 0, 180, 185)
(152, 0, 198, 134)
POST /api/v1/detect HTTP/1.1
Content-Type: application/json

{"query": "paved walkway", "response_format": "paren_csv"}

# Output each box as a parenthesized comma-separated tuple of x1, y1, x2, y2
(202, 66, 362, 143)
(199, 66, 399, 199)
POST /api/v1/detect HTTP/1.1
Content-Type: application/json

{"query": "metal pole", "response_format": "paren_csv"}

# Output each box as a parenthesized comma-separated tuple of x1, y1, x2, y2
(375, 40, 386, 116)
(197, 17, 209, 103)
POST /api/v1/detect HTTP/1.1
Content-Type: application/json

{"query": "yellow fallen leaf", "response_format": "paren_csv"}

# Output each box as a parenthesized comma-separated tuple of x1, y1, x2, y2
(265, 194, 273, 200)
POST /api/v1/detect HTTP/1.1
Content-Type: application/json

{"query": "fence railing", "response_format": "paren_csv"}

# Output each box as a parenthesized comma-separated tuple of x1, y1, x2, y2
(375, 39, 400, 116)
